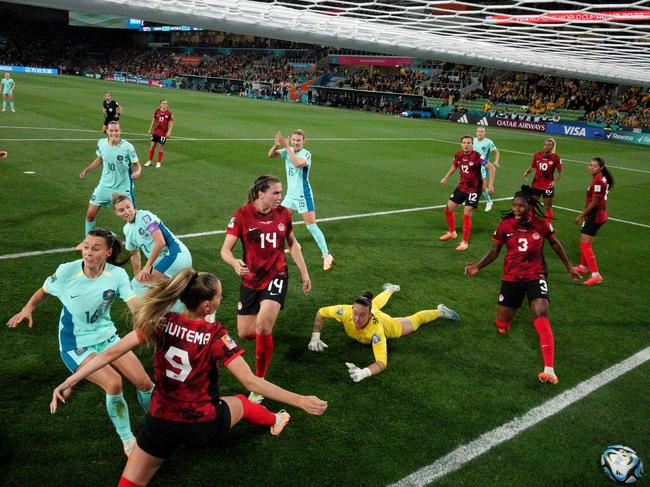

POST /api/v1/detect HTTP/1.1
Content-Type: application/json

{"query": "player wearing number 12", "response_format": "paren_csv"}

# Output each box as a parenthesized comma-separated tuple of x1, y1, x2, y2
(221, 175, 311, 403)
(146, 99, 173, 168)
(465, 187, 581, 384)
(439, 135, 495, 251)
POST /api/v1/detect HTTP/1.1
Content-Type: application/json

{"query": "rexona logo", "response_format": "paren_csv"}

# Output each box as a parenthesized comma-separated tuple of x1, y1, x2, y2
(606, 132, 634, 142)
(563, 126, 586, 137)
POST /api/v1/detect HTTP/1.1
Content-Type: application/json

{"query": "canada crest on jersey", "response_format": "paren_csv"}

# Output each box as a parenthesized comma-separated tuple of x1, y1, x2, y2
(278, 223, 285, 232)
(532, 232, 541, 240)
(102, 289, 116, 302)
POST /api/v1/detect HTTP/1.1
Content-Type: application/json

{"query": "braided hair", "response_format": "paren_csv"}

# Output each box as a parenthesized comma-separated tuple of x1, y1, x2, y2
(501, 185, 546, 221)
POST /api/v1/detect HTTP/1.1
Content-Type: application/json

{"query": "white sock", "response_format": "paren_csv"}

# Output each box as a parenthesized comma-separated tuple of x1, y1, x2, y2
(544, 366, 555, 375)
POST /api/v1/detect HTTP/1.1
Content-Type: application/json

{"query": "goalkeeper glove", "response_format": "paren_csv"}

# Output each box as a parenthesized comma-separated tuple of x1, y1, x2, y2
(345, 362, 372, 383)
(308, 332, 328, 352)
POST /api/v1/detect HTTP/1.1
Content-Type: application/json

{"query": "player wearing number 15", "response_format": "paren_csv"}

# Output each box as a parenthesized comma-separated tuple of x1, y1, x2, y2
(464, 187, 580, 385)
(439, 135, 495, 251)
(221, 175, 311, 402)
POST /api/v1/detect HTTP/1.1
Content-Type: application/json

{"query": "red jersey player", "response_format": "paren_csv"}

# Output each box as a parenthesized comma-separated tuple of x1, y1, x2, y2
(51, 269, 327, 487)
(221, 175, 311, 403)
(523, 138, 563, 220)
(146, 99, 173, 168)
(439, 135, 495, 251)
(465, 186, 580, 385)
(573, 157, 614, 286)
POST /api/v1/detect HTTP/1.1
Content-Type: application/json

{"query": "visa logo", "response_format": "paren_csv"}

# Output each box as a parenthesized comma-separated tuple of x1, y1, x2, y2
(563, 126, 586, 137)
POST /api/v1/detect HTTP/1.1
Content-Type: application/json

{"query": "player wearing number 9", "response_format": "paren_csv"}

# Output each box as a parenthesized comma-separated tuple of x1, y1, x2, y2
(464, 186, 581, 385)
(50, 269, 327, 487)
(7, 229, 154, 457)
(221, 175, 311, 403)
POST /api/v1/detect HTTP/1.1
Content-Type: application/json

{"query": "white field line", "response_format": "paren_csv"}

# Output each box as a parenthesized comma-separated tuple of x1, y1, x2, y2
(389, 345, 650, 487)
(0, 127, 648, 174)
(1, 199, 647, 261)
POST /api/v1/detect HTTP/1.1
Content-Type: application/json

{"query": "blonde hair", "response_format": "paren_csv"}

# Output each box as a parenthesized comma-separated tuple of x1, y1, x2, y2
(545, 138, 557, 153)
(133, 269, 221, 344)
(111, 192, 132, 208)
(292, 129, 306, 140)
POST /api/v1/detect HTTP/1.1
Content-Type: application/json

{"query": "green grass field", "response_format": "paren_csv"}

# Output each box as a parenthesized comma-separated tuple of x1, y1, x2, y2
(1, 74, 649, 486)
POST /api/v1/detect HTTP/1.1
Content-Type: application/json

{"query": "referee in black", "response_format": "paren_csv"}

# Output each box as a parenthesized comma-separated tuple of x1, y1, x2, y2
(102, 92, 122, 133)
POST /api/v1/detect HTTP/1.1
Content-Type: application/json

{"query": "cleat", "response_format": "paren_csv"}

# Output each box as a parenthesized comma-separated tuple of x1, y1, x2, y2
(1, 108, 4, 112)
(437, 304, 460, 321)
(584, 274, 603, 286)
(144, 161, 152, 167)
(270, 410, 291, 436)
(439, 231, 457, 241)
(572, 265, 588, 275)
(155, 162, 161, 168)
(248, 391, 264, 404)
(538, 372, 559, 384)
(10, 108, 15, 112)
(485, 201, 493, 212)
(123, 437, 136, 457)
(455, 241, 468, 251)
(323, 254, 333, 271)
(382, 283, 400, 294)
(496, 326, 509, 335)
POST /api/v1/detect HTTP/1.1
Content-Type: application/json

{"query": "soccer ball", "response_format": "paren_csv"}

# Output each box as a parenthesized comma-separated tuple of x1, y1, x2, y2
(601, 445, 643, 483)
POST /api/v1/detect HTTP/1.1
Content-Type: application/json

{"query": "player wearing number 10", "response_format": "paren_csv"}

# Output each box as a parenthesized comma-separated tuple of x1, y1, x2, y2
(221, 175, 311, 403)
(465, 187, 580, 384)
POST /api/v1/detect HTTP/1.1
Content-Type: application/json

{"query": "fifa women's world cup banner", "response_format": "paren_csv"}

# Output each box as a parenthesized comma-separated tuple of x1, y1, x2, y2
(0, 65, 58, 75)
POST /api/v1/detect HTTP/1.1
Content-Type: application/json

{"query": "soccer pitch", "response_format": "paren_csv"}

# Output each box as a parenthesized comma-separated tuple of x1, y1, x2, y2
(0, 74, 649, 486)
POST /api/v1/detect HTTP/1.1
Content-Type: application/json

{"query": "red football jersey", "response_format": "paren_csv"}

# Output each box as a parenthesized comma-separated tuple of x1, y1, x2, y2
(530, 152, 562, 191)
(585, 173, 609, 223)
(152, 108, 173, 136)
(145, 312, 244, 423)
(493, 216, 556, 282)
(453, 150, 485, 193)
(226, 204, 292, 290)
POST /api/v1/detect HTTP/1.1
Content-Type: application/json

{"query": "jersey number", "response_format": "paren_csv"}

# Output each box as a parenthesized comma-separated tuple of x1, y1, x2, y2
(539, 162, 548, 170)
(267, 278, 284, 295)
(85, 309, 101, 323)
(468, 193, 478, 203)
(461, 165, 470, 173)
(107, 162, 116, 171)
(539, 279, 548, 294)
(260, 232, 278, 249)
(517, 238, 528, 252)
(164, 346, 191, 382)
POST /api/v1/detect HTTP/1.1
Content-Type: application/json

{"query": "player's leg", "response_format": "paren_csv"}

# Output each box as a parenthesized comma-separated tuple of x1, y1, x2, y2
(146, 141, 156, 166)
(225, 395, 289, 434)
(2, 93, 6, 111)
(543, 193, 554, 220)
(254, 299, 282, 379)
(579, 221, 603, 285)
(110, 350, 155, 413)
(85, 203, 101, 236)
(372, 286, 397, 309)
(481, 166, 493, 211)
(440, 198, 459, 240)
(302, 210, 333, 270)
(9, 93, 14, 112)
(529, 294, 557, 384)
(155, 138, 166, 167)
(119, 445, 165, 487)
(495, 280, 523, 334)
(457, 204, 475, 251)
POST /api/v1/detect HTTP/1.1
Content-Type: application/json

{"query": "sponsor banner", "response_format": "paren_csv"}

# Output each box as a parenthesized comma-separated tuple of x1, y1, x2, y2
(449, 112, 484, 124)
(605, 131, 650, 146)
(487, 10, 650, 25)
(0, 64, 58, 75)
(148, 80, 162, 87)
(330, 55, 415, 67)
(493, 118, 547, 132)
(546, 123, 605, 139)
(290, 62, 316, 71)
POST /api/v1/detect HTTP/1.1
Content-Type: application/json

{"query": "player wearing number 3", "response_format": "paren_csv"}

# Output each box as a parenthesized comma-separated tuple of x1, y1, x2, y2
(439, 135, 495, 251)
(465, 187, 580, 384)
(221, 175, 311, 403)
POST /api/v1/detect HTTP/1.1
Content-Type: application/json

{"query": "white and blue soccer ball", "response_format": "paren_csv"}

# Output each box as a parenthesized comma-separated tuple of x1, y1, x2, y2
(601, 445, 643, 484)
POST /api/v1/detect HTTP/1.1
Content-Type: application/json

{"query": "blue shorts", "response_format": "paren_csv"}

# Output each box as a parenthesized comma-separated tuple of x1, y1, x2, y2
(282, 193, 315, 214)
(154, 249, 192, 277)
(90, 184, 135, 208)
(60, 334, 120, 373)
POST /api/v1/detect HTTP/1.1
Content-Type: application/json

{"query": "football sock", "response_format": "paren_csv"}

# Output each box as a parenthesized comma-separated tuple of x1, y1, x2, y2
(105, 393, 133, 441)
(495, 319, 510, 334)
(444, 208, 455, 233)
(85, 219, 96, 236)
(1, 101, 5, 110)
(371, 290, 392, 309)
(580, 242, 599, 274)
(533, 317, 555, 368)
(255, 333, 274, 378)
(157, 150, 164, 163)
(306, 223, 329, 255)
(235, 393, 276, 426)
(9, 101, 14, 110)
(136, 385, 154, 413)
(482, 191, 493, 204)
(579, 251, 587, 267)
(118, 477, 143, 487)
(406, 310, 440, 331)
(462, 214, 472, 242)
(545, 209, 554, 220)
(148, 148, 154, 161)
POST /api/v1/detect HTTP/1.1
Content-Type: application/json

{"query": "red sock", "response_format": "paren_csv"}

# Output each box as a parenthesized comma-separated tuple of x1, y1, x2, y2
(579, 250, 587, 267)
(462, 214, 472, 242)
(495, 319, 510, 334)
(157, 150, 164, 163)
(444, 208, 455, 233)
(235, 394, 276, 426)
(545, 209, 553, 220)
(533, 317, 554, 367)
(255, 333, 274, 378)
(579, 242, 598, 273)
(118, 477, 143, 487)
(148, 148, 154, 161)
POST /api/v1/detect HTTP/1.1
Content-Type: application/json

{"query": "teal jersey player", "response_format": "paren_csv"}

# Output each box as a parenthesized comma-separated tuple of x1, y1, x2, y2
(473, 137, 496, 163)
(2, 73, 16, 112)
(1, 76, 15, 94)
(473, 128, 500, 211)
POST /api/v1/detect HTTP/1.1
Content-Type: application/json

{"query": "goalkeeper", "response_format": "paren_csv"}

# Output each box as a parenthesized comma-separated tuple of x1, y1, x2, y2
(307, 284, 460, 382)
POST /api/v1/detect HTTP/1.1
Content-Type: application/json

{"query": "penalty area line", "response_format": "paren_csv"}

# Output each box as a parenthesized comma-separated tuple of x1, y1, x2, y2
(389, 345, 650, 487)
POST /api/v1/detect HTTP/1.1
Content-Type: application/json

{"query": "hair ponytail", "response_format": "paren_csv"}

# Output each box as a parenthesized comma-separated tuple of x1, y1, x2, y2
(247, 175, 282, 204)
(133, 269, 221, 344)
(354, 291, 374, 308)
(593, 157, 615, 190)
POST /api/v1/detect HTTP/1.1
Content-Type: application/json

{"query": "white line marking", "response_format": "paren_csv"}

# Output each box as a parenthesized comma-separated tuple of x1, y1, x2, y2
(389, 345, 650, 487)
(1, 199, 647, 261)
(553, 205, 650, 229)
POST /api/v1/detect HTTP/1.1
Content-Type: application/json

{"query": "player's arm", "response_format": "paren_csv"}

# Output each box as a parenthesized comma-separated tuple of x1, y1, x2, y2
(268, 132, 283, 158)
(575, 195, 601, 224)
(440, 163, 457, 187)
(80, 156, 102, 180)
(147, 116, 155, 134)
(492, 147, 501, 168)
(226, 356, 327, 415)
(485, 162, 496, 193)
(308, 308, 333, 352)
(220, 234, 249, 276)
(523, 159, 536, 180)
(465, 241, 503, 276)
(137, 229, 166, 282)
(166, 120, 173, 138)
(116, 104, 122, 117)
(286, 230, 311, 294)
(130, 159, 142, 180)
(51, 330, 141, 413)
(548, 235, 581, 279)
(6, 287, 49, 328)
(129, 249, 142, 276)
(284, 146, 308, 168)
(553, 163, 563, 184)
(346, 339, 387, 382)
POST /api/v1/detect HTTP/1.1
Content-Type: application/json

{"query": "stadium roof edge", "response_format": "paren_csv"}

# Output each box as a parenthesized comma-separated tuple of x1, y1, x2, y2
(6, 0, 650, 87)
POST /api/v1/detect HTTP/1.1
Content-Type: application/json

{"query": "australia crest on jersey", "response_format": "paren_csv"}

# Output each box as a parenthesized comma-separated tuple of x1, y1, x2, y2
(102, 289, 116, 302)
